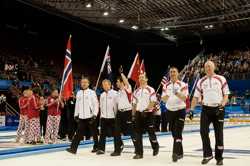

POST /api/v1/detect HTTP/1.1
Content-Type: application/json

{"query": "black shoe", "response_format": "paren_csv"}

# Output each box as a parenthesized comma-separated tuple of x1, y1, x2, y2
(30, 142, 36, 145)
(110, 152, 120, 156)
(133, 154, 143, 159)
(202, 156, 213, 164)
(66, 148, 76, 154)
(172, 153, 178, 162)
(69, 139, 73, 142)
(96, 150, 105, 155)
(91, 148, 98, 153)
(120, 145, 124, 152)
(178, 155, 183, 159)
(36, 141, 43, 145)
(153, 146, 159, 156)
(216, 160, 223, 165)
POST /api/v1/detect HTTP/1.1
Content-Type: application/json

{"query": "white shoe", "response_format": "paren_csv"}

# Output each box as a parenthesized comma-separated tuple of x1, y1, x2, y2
(53, 142, 56, 144)
(14, 140, 19, 143)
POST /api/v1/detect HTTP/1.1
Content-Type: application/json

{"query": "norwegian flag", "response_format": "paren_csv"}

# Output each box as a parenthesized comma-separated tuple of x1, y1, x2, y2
(160, 66, 170, 86)
(5, 64, 14, 71)
(61, 35, 73, 99)
(101, 46, 113, 87)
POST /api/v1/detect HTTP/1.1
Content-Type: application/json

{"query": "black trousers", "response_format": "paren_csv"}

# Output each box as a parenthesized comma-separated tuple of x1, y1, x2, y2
(67, 116, 78, 139)
(161, 112, 169, 132)
(155, 115, 161, 132)
(59, 115, 68, 138)
(114, 110, 136, 153)
(99, 118, 123, 151)
(167, 109, 186, 156)
(40, 113, 47, 137)
(200, 106, 225, 161)
(70, 118, 98, 150)
(135, 112, 159, 156)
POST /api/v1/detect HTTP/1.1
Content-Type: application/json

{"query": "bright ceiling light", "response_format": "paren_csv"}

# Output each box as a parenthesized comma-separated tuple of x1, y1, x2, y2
(103, 11, 109, 16)
(132, 26, 138, 29)
(119, 19, 124, 23)
(161, 28, 164, 31)
(165, 27, 169, 30)
(86, 3, 91, 8)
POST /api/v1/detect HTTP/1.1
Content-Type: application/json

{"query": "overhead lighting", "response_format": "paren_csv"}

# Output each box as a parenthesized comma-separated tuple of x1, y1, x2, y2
(103, 11, 109, 16)
(119, 19, 124, 23)
(209, 24, 213, 28)
(132, 26, 138, 29)
(161, 28, 164, 31)
(86, 3, 91, 8)
(165, 27, 169, 30)
(200, 38, 203, 45)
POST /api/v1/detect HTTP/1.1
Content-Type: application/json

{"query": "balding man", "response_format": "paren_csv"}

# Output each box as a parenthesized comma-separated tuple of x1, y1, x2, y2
(190, 61, 230, 165)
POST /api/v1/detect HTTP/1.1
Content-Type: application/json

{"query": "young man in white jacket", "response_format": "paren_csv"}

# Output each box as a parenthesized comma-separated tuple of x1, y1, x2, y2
(97, 79, 123, 155)
(66, 77, 99, 154)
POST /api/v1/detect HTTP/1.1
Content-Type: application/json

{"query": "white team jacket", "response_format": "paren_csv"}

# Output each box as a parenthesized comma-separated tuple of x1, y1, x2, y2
(74, 88, 99, 119)
(100, 89, 117, 119)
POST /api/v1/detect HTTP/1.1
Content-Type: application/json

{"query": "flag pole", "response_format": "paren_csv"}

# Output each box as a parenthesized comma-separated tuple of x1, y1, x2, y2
(95, 46, 109, 92)
(155, 83, 162, 95)
(189, 73, 199, 99)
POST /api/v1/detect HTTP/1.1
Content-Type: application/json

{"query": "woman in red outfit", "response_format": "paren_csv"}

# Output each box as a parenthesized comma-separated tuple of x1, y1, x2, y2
(44, 89, 64, 144)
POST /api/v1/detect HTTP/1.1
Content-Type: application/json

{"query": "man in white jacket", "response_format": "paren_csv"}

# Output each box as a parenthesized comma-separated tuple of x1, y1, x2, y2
(66, 77, 99, 154)
(97, 79, 123, 155)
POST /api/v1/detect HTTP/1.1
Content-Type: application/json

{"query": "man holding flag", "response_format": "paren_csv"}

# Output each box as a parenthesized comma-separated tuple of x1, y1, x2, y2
(161, 66, 189, 162)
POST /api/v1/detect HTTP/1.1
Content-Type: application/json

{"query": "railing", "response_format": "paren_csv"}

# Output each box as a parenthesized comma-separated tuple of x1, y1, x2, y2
(6, 81, 23, 99)
(5, 102, 20, 116)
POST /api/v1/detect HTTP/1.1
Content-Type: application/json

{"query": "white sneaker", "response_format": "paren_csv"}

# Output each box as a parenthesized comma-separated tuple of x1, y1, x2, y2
(14, 140, 19, 143)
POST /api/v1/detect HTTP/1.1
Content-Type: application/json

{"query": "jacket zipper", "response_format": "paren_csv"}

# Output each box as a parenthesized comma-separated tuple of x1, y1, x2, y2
(106, 92, 108, 118)
(141, 88, 144, 97)
(209, 77, 211, 88)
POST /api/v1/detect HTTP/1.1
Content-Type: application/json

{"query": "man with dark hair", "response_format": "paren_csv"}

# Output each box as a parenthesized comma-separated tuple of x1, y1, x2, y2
(162, 67, 189, 162)
(132, 73, 159, 159)
(27, 87, 45, 145)
(110, 67, 137, 156)
(66, 77, 99, 154)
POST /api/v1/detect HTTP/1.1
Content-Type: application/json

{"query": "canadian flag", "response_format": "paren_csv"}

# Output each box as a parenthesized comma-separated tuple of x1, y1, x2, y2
(140, 59, 146, 74)
(127, 53, 140, 88)
(5, 64, 14, 71)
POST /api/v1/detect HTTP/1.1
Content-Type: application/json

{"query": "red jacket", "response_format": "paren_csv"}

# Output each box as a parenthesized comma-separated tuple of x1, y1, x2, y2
(46, 96, 64, 116)
(19, 97, 28, 115)
(27, 94, 42, 120)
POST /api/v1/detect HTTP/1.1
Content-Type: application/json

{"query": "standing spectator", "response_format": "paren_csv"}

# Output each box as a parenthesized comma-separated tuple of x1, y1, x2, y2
(34, 61, 38, 71)
(39, 96, 47, 139)
(231, 96, 237, 105)
(67, 92, 77, 142)
(241, 96, 245, 104)
(235, 91, 239, 97)
(58, 96, 68, 141)
(246, 90, 249, 99)
(50, 59, 54, 68)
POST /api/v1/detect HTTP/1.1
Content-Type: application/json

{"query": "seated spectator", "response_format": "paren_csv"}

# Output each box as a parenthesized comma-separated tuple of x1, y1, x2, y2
(235, 91, 239, 97)
(231, 96, 237, 105)
(246, 90, 249, 99)
(241, 96, 245, 104)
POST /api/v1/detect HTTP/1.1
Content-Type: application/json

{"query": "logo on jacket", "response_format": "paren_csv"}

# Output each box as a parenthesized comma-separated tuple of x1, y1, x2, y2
(109, 96, 112, 99)
(85, 97, 89, 99)
(144, 92, 148, 95)
(213, 82, 219, 85)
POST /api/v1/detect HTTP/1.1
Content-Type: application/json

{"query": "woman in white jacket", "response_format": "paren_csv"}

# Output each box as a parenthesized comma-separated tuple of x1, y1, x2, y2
(66, 77, 99, 154)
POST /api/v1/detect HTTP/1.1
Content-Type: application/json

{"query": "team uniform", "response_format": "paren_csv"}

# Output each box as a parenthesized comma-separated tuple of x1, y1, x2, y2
(15, 97, 29, 143)
(70, 88, 99, 152)
(194, 74, 230, 162)
(27, 94, 42, 144)
(155, 105, 161, 132)
(162, 80, 188, 158)
(113, 84, 137, 154)
(133, 85, 159, 156)
(98, 89, 122, 153)
(44, 96, 64, 144)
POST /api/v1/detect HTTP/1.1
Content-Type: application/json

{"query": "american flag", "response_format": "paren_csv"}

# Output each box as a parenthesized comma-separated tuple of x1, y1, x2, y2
(61, 35, 73, 99)
(160, 67, 170, 86)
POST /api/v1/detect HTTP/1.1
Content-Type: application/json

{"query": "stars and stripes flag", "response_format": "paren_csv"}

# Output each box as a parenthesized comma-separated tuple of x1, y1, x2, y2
(160, 66, 170, 86)
(181, 72, 190, 110)
(61, 35, 73, 99)
(100, 46, 113, 87)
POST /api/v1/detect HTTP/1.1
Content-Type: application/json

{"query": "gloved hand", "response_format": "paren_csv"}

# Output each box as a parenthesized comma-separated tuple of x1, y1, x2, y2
(141, 109, 149, 117)
(132, 115, 135, 121)
(173, 87, 178, 95)
(215, 105, 225, 116)
(74, 116, 79, 122)
(119, 65, 123, 74)
(166, 88, 171, 97)
(91, 115, 97, 123)
(189, 110, 193, 120)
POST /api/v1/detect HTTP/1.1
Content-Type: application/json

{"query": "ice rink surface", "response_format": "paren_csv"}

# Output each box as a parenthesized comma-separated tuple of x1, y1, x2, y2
(0, 124, 250, 166)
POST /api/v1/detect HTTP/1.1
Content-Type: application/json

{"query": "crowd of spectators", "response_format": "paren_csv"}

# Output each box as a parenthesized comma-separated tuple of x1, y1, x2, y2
(183, 48, 250, 81)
